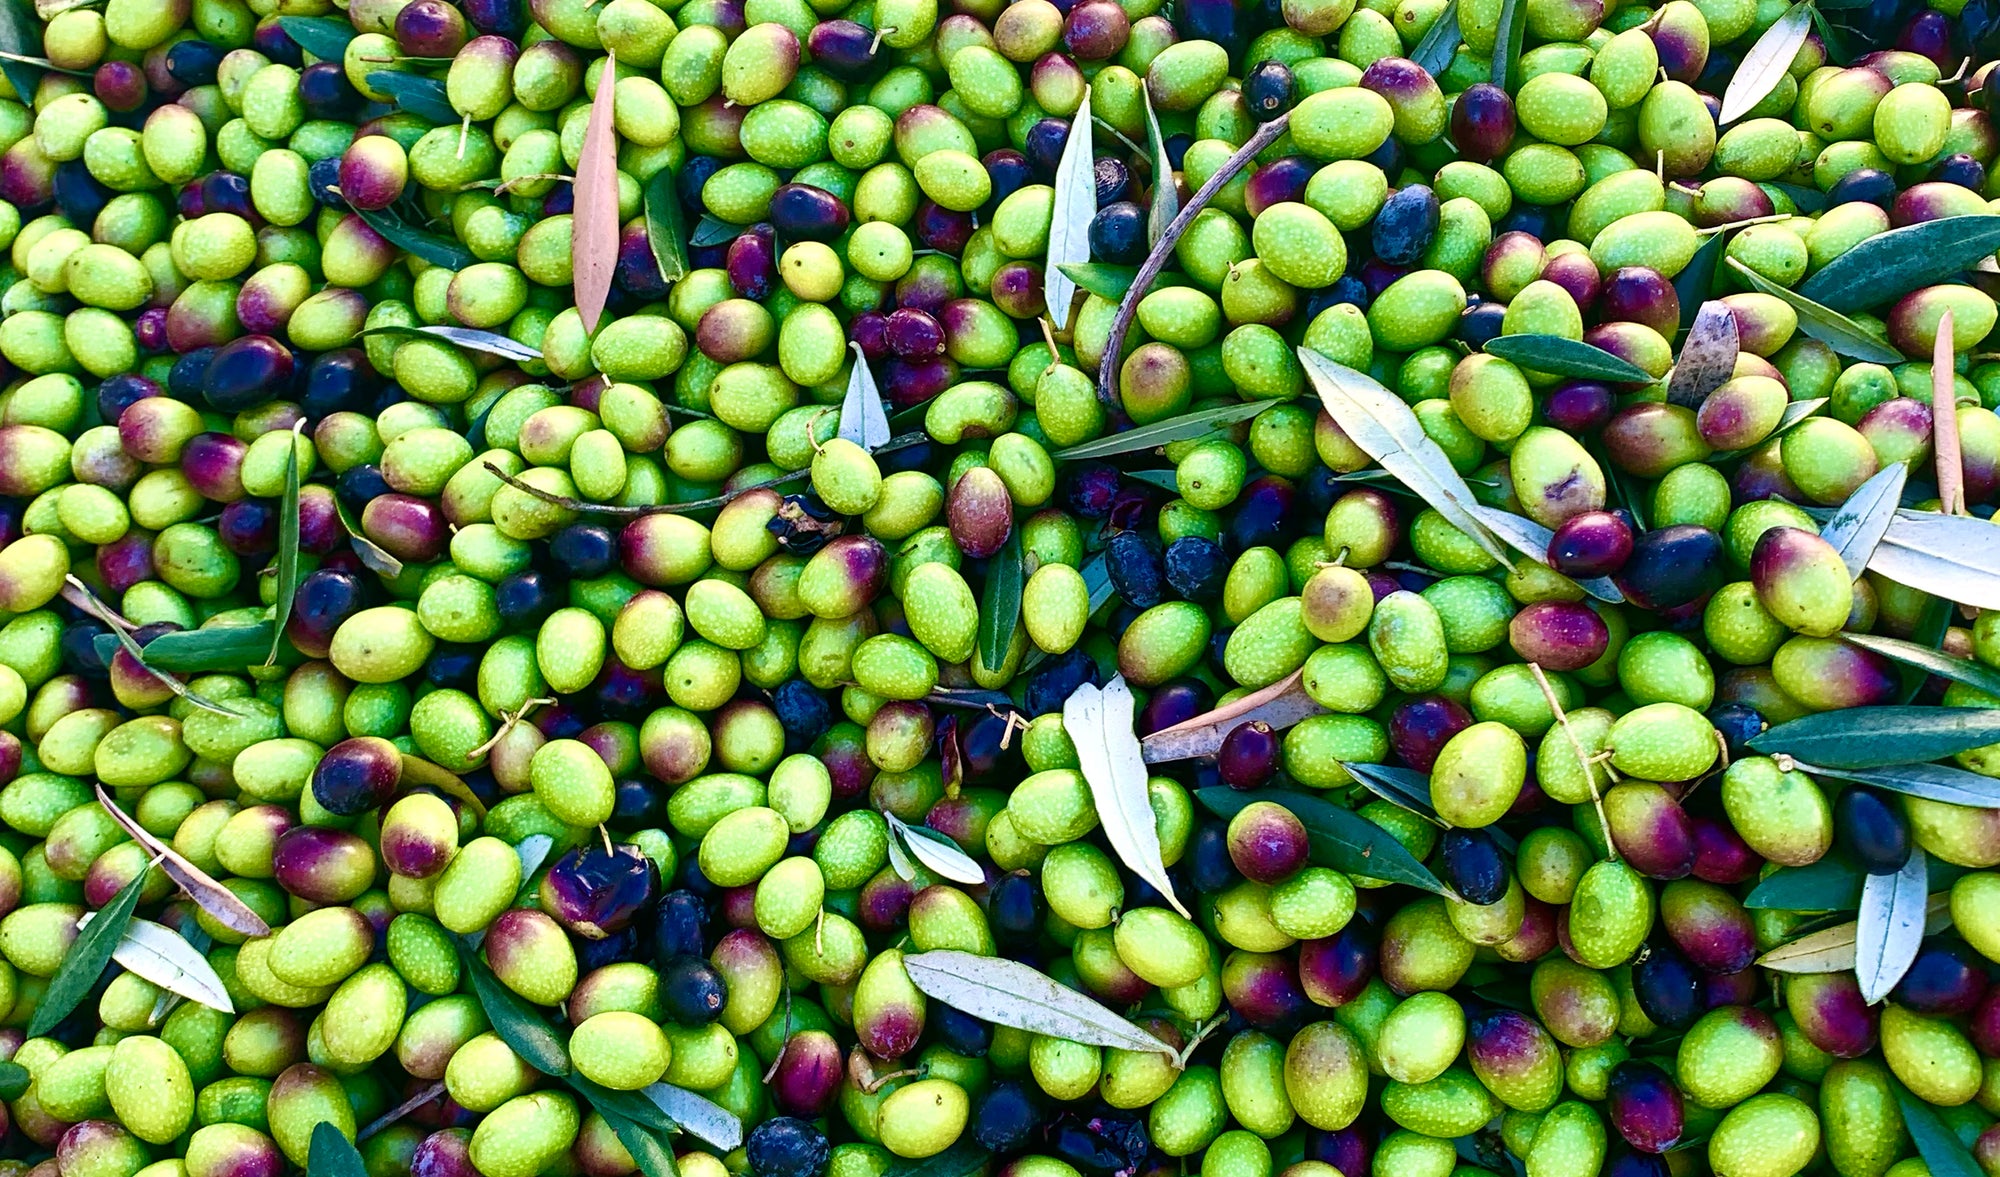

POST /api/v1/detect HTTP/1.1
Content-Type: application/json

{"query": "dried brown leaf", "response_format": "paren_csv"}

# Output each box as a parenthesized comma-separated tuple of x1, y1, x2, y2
(95, 786, 271, 936)
(572, 57, 620, 334)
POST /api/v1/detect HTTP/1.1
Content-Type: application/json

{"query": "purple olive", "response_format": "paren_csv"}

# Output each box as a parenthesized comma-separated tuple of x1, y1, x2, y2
(1137, 679, 1213, 736)
(1544, 381, 1615, 433)
(1600, 267, 1681, 335)
(203, 335, 296, 413)
(395, 0, 469, 55)
(771, 1031, 844, 1116)
(769, 184, 849, 243)
(1613, 525, 1725, 612)
(1892, 941, 1989, 1015)
(1221, 951, 1310, 1030)
(1547, 510, 1634, 579)
(1607, 1062, 1685, 1154)
(1218, 721, 1280, 790)
(1299, 922, 1375, 1007)
(1387, 695, 1472, 773)
(1510, 600, 1610, 671)
(805, 19, 876, 78)
(310, 736, 404, 816)
(272, 826, 376, 903)
(885, 307, 946, 358)
(1449, 83, 1515, 161)
(539, 844, 660, 939)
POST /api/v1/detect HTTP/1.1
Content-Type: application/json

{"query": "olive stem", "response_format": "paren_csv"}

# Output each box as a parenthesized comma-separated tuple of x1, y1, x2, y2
(0, 50, 91, 75)
(64, 576, 235, 716)
(1695, 211, 1795, 235)
(1096, 113, 1292, 406)
(359, 1082, 446, 1142)
(762, 986, 794, 1082)
(1527, 660, 1616, 860)
(61, 578, 133, 630)
(1093, 116, 1147, 158)
(1935, 308, 1968, 516)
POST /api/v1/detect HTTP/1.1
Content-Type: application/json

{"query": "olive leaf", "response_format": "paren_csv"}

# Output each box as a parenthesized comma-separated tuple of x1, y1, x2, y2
(1899, 595, 1958, 705)
(1725, 258, 1903, 362)
(1865, 510, 2000, 611)
(1855, 847, 1928, 1003)
(1066, 676, 1189, 917)
(1665, 301, 1739, 407)
(362, 71, 456, 123)
(333, 496, 406, 578)
(1491, 0, 1526, 89)
(1053, 398, 1271, 460)
(1481, 334, 1652, 382)
(641, 164, 689, 285)
(1718, 0, 1812, 123)
(1842, 633, 2000, 699)
(352, 207, 475, 270)
(903, 949, 1176, 1058)
(1793, 759, 2000, 809)
(642, 1084, 743, 1151)
(1469, 506, 1625, 603)
(1141, 88, 1177, 248)
(0, 1061, 28, 1101)
(31, 870, 145, 1036)
(460, 946, 572, 1076)
(1045, 85, 1096, 328)
(307, 1123, 369, 1177)
(1342, 761, 1445, 826)
(1819, 460, 1908, 579)
(514, 833, 555, 879)
(1123, 469, 1180, 491)
(1197, 786, 1450, 895)
(363, 324, 541, 363)
(885, 813, 985, 886)
(1410, 0, 1460, 74)
(1710, 396, 1826, 461)
(882, 1140, 992, 1177)
(1748, 706, 2000, 769)
(1057, 263, 1142, 302)
(402, 756, 489, 822)
(267, 423, 303, 666)
(127, 620, 282, 673)
(977, 527, 1023, 675)
(1674, 232, 1727, 333)
(0, 0, 44, 100)
(1896, 1084, 1984, 1177)
(107, 917, 234, 1014)
(595, 1109, 681, 1177)
(277, 15, 355, 60)
(689, 215, 738, 247)
(839, 342, 891, 451)
(149, 917, 212, 1024)
(1797, 215, 2000, 311)
(1139, 668, 1322, 763)
(572, 56, 620, 334)
(1301, 349, 1513, 567)
(1807, 5, 1849, 63)
(1745, 857, 1869, 910)
(568, 1075, 677, 1134)
(96, 786, 272, 936)
(1755, 892, 1950, 972)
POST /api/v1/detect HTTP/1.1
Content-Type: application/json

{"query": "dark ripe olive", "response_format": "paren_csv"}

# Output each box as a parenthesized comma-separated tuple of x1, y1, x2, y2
(95, 374, 159, 424)
(1218, 721, 1280, 790)
(768, 184, 849, 243)
(335, 464, 391, 515)
(302, 349, 380, 420)
(651, 891, 709, 961)
(53, 162, 110, 226)
(1299, 920, 1377, 1007)
(987, 872, 1045, 949)
(1188, 824, 1239, 893)
(1137, 679, 1211, 736)
(1612, 525, 1725, 612)
(931, 1005, 991, 1058)
(200, 170, 256, 222)
(1834, 785, 1911, 873)
(746, 1118, 828, 1177)
(814, 724, 874, 799)
(251, 18, 302, 64)
(60, 620, 110, 677)
(1456, 301, 1507, 349)
(1826, 167, 1897, 209)
(1542, 250, 1602, 311)
(849, 311, 890, 360)
(396, 0, 469, 56)
(135, 306, 171, 352)
(772, 679, 835, 753)
(217, 498, 277, 556)
(495, 569, 558, 629)
(424, 644, 481, 693)
(897, 256, 962, 312)
(1359, 257, 1410, 298)
(298, 61, 361, 120)
(549, 523, 618, 578)
(1630, 942, 1703, 1030)
(308, 156, 344, 207)
(1307, 1128, 1370, 1177)
(858, 871, 915, 933)
(1092, 156, 1131, 206)
(311, 736, 404, 816)
(1606, 1060, 1686, 1153)
(1893, 941, 1989, 1015)
(1705, 704, 1765, 762)
(1548, 510, 1635, 578)
(1244, 156, 1313, 217)
(1449, 82, 1516, 162)
(1177, 0, 1243, 49)
(1064, 0, 1130, 57)
(611, 778, 666, 830)
(914, 201, 975, 254)
(1542, 380, 1616, 433)
(286, 569, 366, 657)
(1243, 58, 1294, 120)
(1106, 530, 1165, 608)
(1024, 649, 1101, 716)
(204, 334, 296, 413)
(617, 223, 672, 301)
(725, 224, 777, 300)
(973, 1082, 1047, 1155)
(1441, 828, 1509, 905)
(540, 844, 660, 939)
(1064, 463, 1121, 519)
(577, 927, 642, 971)
(1049, 1110, 1152, 1177)
(594, 660, 659, 723)
(885, 307, 946, 358)
(1388, 694, 1473, 773)
(543, 181, 576, 218)
(1106, 484, 1155, 533)
(96, 532, 156, 593)
(806, 19, 877, 78)
(1164, 535, 1228, 602)
(364, 493, 447, 563)
(1227, 474, 1299, 554)
(770, 1030, 843, 1118)
(1511, 600, 1611, 670)
(164, 38, 223, 85)
(983, 148, 1033, 216)
(1600, 267, 1681, 335)
(461, 0, 522, 33)
(1702, 968, 1758, 1009)
(1689, 811, 1762, 885)
(1931, 151, 1986, 189)
(1372, 184, 1441, 266)
(1972, 988, 2000, 1056)
(93, 61, 147, 112)
(1024, 118, 1072, 179)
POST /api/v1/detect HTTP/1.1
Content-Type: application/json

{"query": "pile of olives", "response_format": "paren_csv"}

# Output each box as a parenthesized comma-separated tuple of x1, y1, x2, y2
(2, 0, 2000, 1175)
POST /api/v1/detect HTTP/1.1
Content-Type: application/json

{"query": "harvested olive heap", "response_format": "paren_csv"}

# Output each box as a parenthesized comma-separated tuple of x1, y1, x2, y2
(11, 0, 2000, 1176)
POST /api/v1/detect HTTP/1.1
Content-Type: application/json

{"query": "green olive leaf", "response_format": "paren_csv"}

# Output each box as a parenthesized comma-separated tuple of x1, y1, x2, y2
(352, 207, 475, 271)
(1142, 87, 1177, 248)
(1725, 258, 1903, 362)
(459, 947, 572, 1076)
(690, 214, 738, 247)
(307, 1123, 368, 1177)
(363, 71, 457, 123)
(0, 0, 43, 102)
(976, 527, 1023, 675)
(0, 1061, 28, 1101)
(1896, 1083, 1985, 1177)
(1796, 215, 2000, 311)
(1410, 0, 1459, 74)
(135, 621, 283, 673)
(1480, 334, 1652, 382)
(267, 424, 303, 666)
(1341, 761, 1445, 825)
(596, 1108, 681, 1177)
(642, 165, 690, 285)
(1843, 632, 2000, 699)
(1052, 398, 1271, 460)
(1491, 0, 1526, 89)
(567, 1075, 677, 1134)
(30, 870, 146, 1036)
(882, 1139, 992, 1177)
(1197, 786, 1450, 895)
(1749, 706, 2000, 768)
(1674, 231, 1728, 335)
(277, 15, 356, 60)
(1795, 759, 2000, 809)
(1746, 857, 1868, 910)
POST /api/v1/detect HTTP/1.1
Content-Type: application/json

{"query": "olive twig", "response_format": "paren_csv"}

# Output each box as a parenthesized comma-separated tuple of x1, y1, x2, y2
(1096, 113, 1292, 407)
(359, 1083, 446, 1141)
(1527, 661, 1615, 859)
(762, 986, 794, 1082)
(465, 696, 554, 762)
(61, 578, 133, 630)
(1092, 116, 1147, 158)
